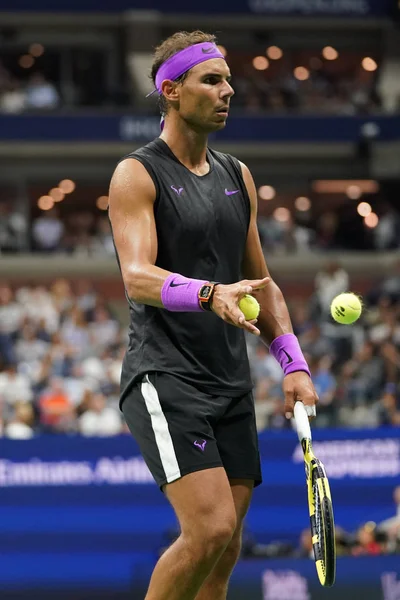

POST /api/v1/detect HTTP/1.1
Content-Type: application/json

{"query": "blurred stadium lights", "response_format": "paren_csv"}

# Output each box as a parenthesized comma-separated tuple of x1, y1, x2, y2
(258, 185, 275, 200)
(295, 196, 311, 211)
(322, 46, 338, 60)
(18, 54, 34, 68)
(357, 201, 372, 217)
(29, 43, 44, 57)
(252, 56, 269, 70)
(37, 196, 54, 211)
(312, 180, 379, 194)
(273, 207, 291, 222)
(362, 57, 378, 71)
(364, 212, 379, 228)
(49, 188, 65, 202)
(293, 66, 309, 81)
(346, 185, 362, 199)
(96, 196, 109, 210)
(266, 46, 282, 60)
(58, 179, 76, 194)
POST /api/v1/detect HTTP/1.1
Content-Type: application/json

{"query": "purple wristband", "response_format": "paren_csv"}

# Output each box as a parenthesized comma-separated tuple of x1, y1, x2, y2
(161, 273, 207, 312)
(269, 333, 311, 378)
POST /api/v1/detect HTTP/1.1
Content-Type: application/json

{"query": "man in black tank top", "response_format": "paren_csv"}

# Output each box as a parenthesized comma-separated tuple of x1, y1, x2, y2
(109, 30, 318, 600)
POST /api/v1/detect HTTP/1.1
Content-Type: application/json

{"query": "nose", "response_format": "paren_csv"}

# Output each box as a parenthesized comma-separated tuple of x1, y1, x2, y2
(222, 80, 235, 99)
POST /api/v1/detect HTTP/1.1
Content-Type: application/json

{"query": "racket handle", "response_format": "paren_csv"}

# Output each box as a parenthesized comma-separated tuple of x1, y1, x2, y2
(294, 401, 312, 442)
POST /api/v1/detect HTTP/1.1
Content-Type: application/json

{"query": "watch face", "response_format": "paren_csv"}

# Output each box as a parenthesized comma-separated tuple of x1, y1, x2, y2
(200, 285, 212, 299)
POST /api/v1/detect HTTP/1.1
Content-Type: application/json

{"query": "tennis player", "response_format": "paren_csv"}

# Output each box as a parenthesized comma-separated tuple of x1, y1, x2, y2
(109, 30, 318, 600)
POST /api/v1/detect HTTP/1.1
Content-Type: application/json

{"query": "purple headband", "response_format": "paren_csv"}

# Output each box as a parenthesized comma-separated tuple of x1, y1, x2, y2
(148, 42, 225, 97)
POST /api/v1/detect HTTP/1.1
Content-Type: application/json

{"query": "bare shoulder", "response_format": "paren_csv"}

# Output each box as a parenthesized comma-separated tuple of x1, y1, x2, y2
(238, 160, 257, 209)
(108, 158, 156, 215)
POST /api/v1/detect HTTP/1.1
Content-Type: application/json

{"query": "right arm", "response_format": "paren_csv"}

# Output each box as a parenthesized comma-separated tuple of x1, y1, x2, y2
(108, 159, 170, 307)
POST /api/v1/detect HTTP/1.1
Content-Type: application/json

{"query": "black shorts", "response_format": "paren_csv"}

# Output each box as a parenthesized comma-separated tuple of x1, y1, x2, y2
(121, 372, 262, 489)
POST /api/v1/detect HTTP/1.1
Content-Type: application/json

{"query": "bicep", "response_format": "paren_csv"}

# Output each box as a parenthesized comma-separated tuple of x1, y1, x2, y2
(239, 161, 270, 280)
(108, 159, 157, 281)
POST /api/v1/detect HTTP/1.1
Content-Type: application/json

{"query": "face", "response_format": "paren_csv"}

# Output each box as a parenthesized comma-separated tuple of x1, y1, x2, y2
(165, 58, 234, 132)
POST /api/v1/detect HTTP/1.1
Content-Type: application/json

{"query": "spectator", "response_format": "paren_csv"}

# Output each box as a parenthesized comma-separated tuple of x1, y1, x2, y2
(0, 79, 26, 113)
(92, 216, 115, 255)
(38, 376, 75, 433)
(351, 523, 383, 556)
(78, 391, 122, 436)
(25, 72, 60, 110)
(314, 260, 350, 319)
(0, 363, 33, 407)
(4, 402, 35, 439)
(0, 201, 27, 253)
(292, 529, 313, 559)
(89, 306, 119, 351)
(32, 207, 64, 252)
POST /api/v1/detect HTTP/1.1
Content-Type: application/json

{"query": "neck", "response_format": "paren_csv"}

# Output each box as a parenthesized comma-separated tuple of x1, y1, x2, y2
(160, 115, 209, 175)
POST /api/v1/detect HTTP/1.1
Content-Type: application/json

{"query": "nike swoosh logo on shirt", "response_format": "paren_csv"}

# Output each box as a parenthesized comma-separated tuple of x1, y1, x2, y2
(225, 189, 239, 196)
(282, 349, 293, 364)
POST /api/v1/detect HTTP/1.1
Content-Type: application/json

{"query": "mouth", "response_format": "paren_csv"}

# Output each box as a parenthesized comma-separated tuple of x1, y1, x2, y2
(216, 107, 229, 116)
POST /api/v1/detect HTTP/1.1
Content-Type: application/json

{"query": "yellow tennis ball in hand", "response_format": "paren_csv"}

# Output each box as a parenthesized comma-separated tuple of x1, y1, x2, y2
(239, 294, 260, 320)
(330, 292, 362, 324)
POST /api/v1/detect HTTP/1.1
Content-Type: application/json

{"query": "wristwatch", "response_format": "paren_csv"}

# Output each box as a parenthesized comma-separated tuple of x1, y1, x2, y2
(198, 282, 219, 312)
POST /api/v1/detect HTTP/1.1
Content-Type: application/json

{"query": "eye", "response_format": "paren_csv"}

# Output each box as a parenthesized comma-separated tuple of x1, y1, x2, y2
(204, 76, 219, 85)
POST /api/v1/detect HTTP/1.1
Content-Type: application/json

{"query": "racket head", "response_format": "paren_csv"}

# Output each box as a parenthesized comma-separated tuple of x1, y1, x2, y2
(304, 451, 336, 587)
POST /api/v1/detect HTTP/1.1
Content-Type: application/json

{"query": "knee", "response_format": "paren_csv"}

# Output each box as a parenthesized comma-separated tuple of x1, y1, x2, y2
(222, 535, 242, 566)
(191, 513, 237, 561)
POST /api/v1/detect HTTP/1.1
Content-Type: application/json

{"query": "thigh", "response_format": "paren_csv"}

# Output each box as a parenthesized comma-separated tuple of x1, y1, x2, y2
(121, 372, 224, 488)
(165, 467, 236, 538)
(215, 392, 262, 487)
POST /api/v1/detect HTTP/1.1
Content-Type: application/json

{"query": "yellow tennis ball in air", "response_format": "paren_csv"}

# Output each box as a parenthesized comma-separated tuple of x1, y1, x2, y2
(239, 294, 260, 320)
(330, 293, 362, 324)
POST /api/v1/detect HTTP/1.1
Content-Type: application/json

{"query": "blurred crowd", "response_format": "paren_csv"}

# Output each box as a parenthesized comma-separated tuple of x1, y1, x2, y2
(0, 279, 125, 438)
(0, 203, 114, 256)
(2, 200, 400, 256)
(231, 56, 381, 116)
(244, 486, 400, 560)
(1, 257, 400, 437)
(0, 48, 385, 115)
(0, 63, 60, 113)
(248, 258, 400, 430)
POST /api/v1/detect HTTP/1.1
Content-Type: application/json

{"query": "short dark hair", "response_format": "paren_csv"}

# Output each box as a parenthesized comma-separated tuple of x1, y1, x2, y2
(150, 30, 217, 116)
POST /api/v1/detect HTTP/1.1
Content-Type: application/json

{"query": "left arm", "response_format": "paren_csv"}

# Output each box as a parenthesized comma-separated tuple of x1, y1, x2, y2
(240, 162, 319, 417)
(240, 161, 292, 344)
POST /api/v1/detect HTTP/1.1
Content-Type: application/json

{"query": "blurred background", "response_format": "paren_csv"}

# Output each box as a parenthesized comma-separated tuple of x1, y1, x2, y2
(0, 0, 400, 598)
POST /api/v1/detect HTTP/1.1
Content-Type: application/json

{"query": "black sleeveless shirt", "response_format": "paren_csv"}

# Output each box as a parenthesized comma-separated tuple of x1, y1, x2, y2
(118, 137, 252, 403)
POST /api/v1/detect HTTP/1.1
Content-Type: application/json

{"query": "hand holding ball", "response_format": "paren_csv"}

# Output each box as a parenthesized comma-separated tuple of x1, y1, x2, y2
(330, 293, 362, 324)
(239, 294, 260, 321)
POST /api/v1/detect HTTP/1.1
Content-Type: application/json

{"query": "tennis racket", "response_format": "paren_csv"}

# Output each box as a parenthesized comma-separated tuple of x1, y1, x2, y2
(294, 401, 336, 587)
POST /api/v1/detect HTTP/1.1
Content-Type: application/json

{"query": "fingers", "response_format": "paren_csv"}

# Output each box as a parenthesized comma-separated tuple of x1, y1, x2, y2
(247, 276, 271, 291)
(284, 389, 295, 420)
(236, 311, 260, 336)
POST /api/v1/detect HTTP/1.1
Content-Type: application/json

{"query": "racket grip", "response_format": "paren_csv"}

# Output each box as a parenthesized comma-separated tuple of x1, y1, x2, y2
(294, 401, 312, 442)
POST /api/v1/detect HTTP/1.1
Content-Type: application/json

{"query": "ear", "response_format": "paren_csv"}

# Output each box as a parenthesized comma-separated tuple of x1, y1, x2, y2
(160, 79, 180, 103)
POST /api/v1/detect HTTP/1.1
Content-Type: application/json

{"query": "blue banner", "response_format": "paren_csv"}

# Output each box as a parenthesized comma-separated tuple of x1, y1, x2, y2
(0, 0, 391, 15)
(0, 429, 398, 593)
(1, 114, 400, 143)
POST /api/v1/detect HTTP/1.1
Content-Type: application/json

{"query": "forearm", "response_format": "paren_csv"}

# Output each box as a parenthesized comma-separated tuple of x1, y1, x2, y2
(124, 266, 208, 312)
(253, 279, 293, 346)
(124, 264, 172, 307)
